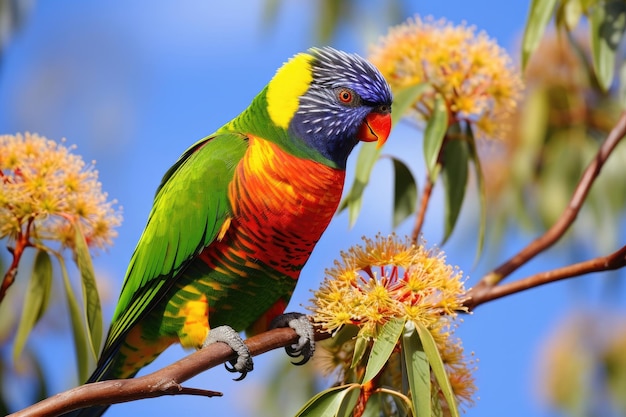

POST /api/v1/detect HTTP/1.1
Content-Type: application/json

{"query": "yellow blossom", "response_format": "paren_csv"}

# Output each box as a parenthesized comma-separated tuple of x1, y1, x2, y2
(0, 133, 122, 249)
(311, 234, 467, 337)
(369, 15, 523, 140)
(309, 234, 476, 410)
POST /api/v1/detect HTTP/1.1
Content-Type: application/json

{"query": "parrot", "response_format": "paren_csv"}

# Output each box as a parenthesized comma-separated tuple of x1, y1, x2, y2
(66, 46, 392, 416)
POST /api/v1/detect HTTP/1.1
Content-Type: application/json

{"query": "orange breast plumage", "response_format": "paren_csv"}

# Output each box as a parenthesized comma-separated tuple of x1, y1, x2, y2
(226, 135, 345, 277)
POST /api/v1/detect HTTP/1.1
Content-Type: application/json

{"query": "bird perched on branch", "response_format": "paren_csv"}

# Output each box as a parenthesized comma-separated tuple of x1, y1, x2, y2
(67, 46, 392, 416)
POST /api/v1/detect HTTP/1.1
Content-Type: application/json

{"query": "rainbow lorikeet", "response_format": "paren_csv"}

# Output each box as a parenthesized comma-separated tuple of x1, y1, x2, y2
(68, 47, 392, 416)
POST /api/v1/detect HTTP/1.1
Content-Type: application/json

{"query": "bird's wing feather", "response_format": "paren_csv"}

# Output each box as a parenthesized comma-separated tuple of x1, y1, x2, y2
(99, 131, 248, 363)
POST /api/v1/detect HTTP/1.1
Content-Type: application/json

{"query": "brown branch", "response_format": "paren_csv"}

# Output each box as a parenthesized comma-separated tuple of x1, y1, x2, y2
(468, 110, 626, 303)
(0, 220, 33, 303)
(465, 244, 626, 310)
(411, 174, 434, 244)
(9, 327, 331, 417)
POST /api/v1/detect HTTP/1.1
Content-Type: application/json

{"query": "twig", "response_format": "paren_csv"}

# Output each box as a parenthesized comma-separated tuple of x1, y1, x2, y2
(411, 175, 434, 244)
(465, 244, 626, 310)
(0, 219, 33, 302)
(9, 327, 331, 417)
(468, 110, 626, 303)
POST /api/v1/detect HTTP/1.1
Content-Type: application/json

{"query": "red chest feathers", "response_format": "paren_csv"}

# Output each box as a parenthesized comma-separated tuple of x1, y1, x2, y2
(226, 136, 345, 277)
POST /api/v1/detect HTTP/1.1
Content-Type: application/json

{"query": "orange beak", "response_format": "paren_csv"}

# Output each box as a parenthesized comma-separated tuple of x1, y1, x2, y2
(356, 111, 392, 149)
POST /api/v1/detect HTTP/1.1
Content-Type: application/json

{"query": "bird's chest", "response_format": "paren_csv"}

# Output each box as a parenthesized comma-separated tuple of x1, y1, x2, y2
(227, 137, 345, 276)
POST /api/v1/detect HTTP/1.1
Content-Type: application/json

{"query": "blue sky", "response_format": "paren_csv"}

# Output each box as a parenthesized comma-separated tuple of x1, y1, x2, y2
(1, 1, 624, 416)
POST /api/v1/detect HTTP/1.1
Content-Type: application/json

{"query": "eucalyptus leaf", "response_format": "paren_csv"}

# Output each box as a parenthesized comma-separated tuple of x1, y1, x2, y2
(402, 321, 431, 417)
(351, 335, 369, 369)
(380, 390, 413, 417)
(318, 0, 344, 44)
(560, 0, 583, 30)
(465, 125, 486, 261)
(521, 0, 558, 68)
(338, 143, 381, 227)
(391, 157, 418, 228)
(441, 135, 469, 244)
(73, 222, 103, 359)
(589, 0, 626, 91)
(619, 61, 626, 109)
(423, 94, 448, 181)
(58, 255, 91, 383)
(12, 249, 53, 363)
(391, 83, 431, 127)
(363, 318, 406, 383)
(336, 385, 362, 417)
(295, 384, 360, 417)
(414, 321, 459, 417)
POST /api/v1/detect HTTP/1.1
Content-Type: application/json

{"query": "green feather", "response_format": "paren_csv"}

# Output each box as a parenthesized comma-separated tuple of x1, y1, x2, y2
(226, 86, 341, 168)
(101, 132, 248, 359)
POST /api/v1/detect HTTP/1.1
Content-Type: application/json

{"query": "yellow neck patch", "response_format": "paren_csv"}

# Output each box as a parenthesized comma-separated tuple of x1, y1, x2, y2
(266, 53, 314, 130)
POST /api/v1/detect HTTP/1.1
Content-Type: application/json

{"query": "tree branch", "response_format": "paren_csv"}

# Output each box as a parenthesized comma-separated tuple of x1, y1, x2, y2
(9, 327, 330, 417)
(411, 174, 434, 244)
(0, 220, 32, 303)
(468, 110, 626, 304)
(464, 244, 626, 310)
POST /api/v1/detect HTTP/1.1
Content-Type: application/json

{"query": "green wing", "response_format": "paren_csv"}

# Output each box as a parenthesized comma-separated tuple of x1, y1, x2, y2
(100, 131, 248, 363)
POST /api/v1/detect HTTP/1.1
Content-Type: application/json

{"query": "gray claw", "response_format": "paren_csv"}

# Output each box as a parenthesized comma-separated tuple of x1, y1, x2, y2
(270, 312, 315, 365)
(203, 325, 253, 380)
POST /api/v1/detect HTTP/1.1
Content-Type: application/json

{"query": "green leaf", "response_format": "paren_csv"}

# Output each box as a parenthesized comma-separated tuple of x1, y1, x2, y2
(338, 143, 381, 227)
(521, 0, 558, 68)
(318, 0, 346, 44)
(558, 0, 583, 30)
(441, 134, 469, 244)
(465, 125, 486, 261)
(391, 157, 418, 228)
(351, 335, 369, 369)
(73, 222, 103, 359)
(619, 61, 626, 109)
(423, 94, 448, 181)
(376, 390, 412, 417)
(414, 321, 459, 417)
(336, 385, 362, 417)
(12, 249, 53, 363)
(295, 384, 360, 417)
(589, 0, 626, 91)
(363, 317, 406, 383)
(58, 255, 91, 383)
(391, 83, 431, 127)
(402, 321, 431, 417)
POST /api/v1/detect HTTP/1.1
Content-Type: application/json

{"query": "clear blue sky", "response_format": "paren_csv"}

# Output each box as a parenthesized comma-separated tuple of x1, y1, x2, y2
(1, 1, 624, 416)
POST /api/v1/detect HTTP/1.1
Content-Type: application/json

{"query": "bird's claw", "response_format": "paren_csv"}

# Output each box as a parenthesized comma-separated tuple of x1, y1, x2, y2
(203, 325, 253, 380)
(270, 312, 315, 365)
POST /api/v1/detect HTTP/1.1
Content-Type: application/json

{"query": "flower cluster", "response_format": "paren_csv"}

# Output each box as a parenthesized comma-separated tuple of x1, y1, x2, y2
(0, 132, 122, 249)
(311, 234, 466, 337)
(368, 16, 523, 140)
(310, 234, 476, 409)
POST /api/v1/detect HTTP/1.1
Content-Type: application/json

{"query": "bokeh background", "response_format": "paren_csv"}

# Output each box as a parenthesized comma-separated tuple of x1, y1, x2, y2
(1, 1, 625, 416)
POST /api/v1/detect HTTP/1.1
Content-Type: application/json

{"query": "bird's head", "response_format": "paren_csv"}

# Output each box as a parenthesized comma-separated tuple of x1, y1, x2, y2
(265, 47, 392, 169)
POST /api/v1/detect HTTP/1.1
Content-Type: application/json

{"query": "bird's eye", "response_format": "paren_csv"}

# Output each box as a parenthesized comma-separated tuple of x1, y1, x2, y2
(337, 88, 354, 104)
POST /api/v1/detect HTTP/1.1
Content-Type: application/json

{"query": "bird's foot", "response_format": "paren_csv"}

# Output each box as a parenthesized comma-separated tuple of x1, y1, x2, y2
(270, 312, 315, 365)
(203, 325, 253, 381)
